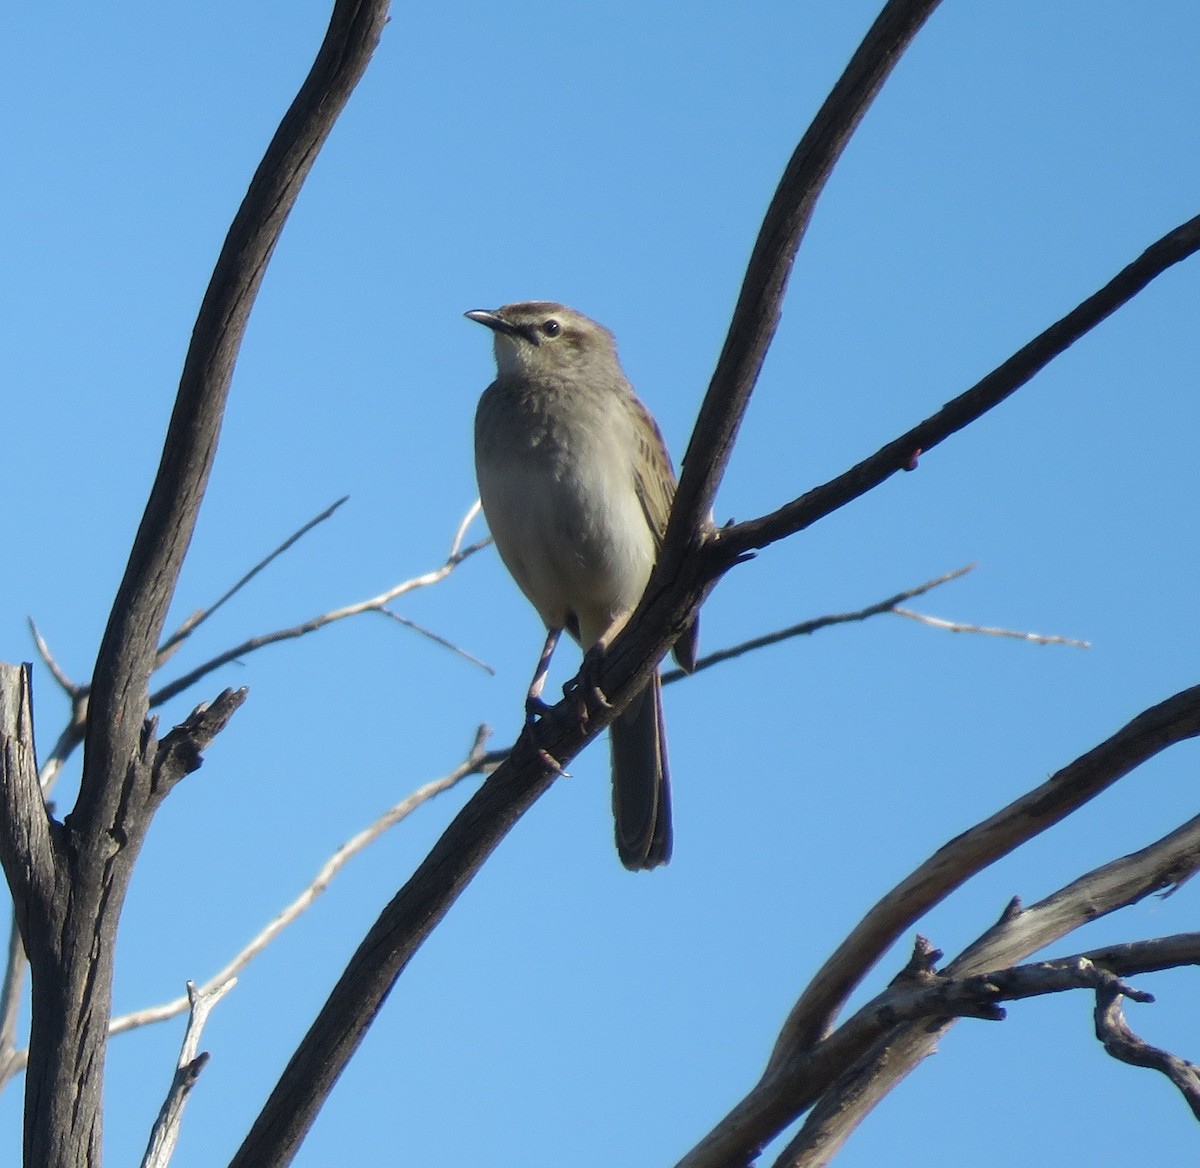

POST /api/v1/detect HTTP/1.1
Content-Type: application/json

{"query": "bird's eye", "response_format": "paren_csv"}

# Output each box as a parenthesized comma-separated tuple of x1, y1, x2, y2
(541, 319, 561, 337)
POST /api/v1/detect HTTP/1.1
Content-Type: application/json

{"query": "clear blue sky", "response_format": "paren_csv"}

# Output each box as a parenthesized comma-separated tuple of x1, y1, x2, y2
(3, 3, 1199, 1165)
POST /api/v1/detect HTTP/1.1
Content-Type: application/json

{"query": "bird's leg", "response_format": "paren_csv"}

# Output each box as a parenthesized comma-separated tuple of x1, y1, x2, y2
(525, 627, 562, 722)
(563, 613, 631, 723)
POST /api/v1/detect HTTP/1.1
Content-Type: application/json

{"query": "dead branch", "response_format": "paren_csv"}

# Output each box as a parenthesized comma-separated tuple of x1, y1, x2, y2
(149, 518, 489, 709)
(893, 608, 1090, 647)
(766, 815, 1200, 1168)
(13, 4, 391, 1164)
(156, 495, 350, 668)
(712, 212, 1200, 567)
(677, 687, 1200, 1168)
(141, 978, 238, 1168)
(770, 683, 1200, 1064)
(0, 915, 27, 1091)
(663, 564, 976, 681)
(1094, 983, 1200, 1120)
(110, 731, 496, 1040)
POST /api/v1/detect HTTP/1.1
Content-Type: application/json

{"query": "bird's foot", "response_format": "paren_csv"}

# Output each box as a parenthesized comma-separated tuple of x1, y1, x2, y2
(563, 649, 613, 727)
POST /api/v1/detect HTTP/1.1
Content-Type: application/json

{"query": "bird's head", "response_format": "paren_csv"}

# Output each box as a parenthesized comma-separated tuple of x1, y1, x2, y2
(465, 301, 620, 379)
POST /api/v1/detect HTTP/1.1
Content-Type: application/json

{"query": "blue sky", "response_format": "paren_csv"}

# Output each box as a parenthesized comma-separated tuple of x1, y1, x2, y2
(2, 3, 1199, 1165)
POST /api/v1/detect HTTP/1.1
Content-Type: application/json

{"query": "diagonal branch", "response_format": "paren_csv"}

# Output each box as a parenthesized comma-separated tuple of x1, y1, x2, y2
(149, 532, 489, 708)
(768, 683, 1200, 1065)
(893, 608, 1090, 647)
(111, 730, 496, 1041)
(666, 0, 945, 552)
(770, 817, 1200, 1168)
(156, 496, 350, 669)
(78, 0, 392, 836)
(714, 212, 1200, 565)
(141, 978, 238, 1168)
(689, 808, 1200, 1168)
(663, 564, 976, 681)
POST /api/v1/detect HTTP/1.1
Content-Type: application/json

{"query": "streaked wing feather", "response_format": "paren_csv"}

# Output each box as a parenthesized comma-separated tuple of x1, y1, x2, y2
(630, 397, 677, 545)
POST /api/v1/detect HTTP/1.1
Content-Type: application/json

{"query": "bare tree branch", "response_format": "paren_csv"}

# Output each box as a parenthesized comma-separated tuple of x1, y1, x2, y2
(770, 816, 1200, 1168)
(141, 978, 238, 1168)
(0, 731, 500, 1087)
(1094, 983, 1200, 1120)
(148, 528, 490, 708)
(893, 608, 1090, 647)
(0, 914, 28, 1091)
(1074, 933, 1200, 977)
(14, 5, 392, 1164)
(678, 687, 1200, 1168)
(27, 623, 80, 698)
(666, 0, 945, 550)
(663, 565, 977, 681)
(0, 665, 61, 955)
(712, 212, 1200, 565)
(156, 496, 351, 668)
(770, 683, 1200, 1065)
(110, 731, 495, 1040)
(374, 605, 494, 675)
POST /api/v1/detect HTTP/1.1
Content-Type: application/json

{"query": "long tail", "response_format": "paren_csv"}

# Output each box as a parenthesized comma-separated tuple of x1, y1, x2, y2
(609, 672, 672, 869)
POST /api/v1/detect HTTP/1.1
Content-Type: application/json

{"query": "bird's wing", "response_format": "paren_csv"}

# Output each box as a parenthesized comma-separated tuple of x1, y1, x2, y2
(630, 397, 678, 547)
(630, 395, 704, 674)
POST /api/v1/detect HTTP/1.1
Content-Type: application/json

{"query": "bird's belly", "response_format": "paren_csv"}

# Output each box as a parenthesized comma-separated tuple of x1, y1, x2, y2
(478, 454, 655, 649)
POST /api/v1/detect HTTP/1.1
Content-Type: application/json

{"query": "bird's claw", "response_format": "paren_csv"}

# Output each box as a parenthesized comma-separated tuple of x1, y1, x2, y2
(563, 652, 612, 726)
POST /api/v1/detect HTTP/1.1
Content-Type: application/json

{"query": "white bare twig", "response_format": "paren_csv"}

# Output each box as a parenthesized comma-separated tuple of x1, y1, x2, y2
(148, 503, 492, 708)
(108, 730, 497, 1040)
(140, 978, 237, 1168)
(894, 608, 1091, 647)
(157, 496, 351, 669)
(27, 620, 80, 697)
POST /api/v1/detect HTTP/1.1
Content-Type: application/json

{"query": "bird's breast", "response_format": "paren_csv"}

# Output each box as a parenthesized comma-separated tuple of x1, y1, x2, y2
(475, 381, 656, 646)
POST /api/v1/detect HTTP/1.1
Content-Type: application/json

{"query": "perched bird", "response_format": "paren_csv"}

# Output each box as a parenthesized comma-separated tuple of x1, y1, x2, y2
(469, 301, 697, 870)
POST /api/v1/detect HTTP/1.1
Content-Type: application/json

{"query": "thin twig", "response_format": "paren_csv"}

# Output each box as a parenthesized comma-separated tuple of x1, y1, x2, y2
(375, 609, 495, 675)
(449, 499, 485, 557)
(664, 565, 975, 682)
(106, 734, 496, 1040)
(148, 530, 492, 709)
(26, 621, 80, 697)
(141, 978, 238, 1168)
(893, 608, 1091, 647)
(156, 496, 351, 668)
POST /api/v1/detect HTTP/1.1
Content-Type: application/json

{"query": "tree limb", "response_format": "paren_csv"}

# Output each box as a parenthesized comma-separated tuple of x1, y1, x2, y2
(713, 212, 1200, 565)
(0, 665, 61, 955)
(1094, 983, 1200, 1120)
(770, 814, 1200, 1168)
(15, 5, 392, 1165)
(771, 683, 1200, 1063)
(677, 687, 1200, 1167)
(666, 0, 945, 549)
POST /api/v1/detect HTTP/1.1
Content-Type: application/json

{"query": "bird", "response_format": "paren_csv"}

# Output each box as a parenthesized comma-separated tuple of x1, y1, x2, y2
(468, 301, 698, 870)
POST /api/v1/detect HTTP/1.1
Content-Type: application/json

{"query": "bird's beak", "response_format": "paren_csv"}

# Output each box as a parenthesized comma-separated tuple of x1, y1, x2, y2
(464, 309, 521, 338)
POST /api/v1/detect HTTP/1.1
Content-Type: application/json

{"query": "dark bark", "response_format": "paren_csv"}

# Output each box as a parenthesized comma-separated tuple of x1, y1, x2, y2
(6, 2, 390, 1163)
